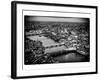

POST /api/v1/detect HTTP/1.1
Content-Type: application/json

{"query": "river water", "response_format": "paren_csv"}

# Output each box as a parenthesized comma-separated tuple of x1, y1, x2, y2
(27, 35, 86, 62)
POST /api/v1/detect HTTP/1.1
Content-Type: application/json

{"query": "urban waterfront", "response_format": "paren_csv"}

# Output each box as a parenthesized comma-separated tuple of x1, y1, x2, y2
(24, 16, 90, 65)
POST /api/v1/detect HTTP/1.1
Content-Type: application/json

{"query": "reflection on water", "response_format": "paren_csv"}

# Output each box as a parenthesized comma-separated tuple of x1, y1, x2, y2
(55, 53, 86, 62)
(50, 50, 89, 62)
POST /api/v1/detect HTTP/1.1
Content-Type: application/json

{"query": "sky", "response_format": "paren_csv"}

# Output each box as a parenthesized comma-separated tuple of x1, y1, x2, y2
(25, 16, 89, 23)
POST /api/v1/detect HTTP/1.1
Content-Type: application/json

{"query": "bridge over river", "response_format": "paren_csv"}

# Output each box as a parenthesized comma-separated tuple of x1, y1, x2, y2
(27, 34, 89, 62)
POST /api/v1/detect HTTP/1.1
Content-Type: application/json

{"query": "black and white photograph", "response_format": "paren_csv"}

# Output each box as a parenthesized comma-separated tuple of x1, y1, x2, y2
(24, 16, 90, 65)
(11, 1, 97, 79)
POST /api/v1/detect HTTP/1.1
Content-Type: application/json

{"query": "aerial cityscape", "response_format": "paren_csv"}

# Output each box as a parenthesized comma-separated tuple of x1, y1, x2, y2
(24, 16, 90, 65)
